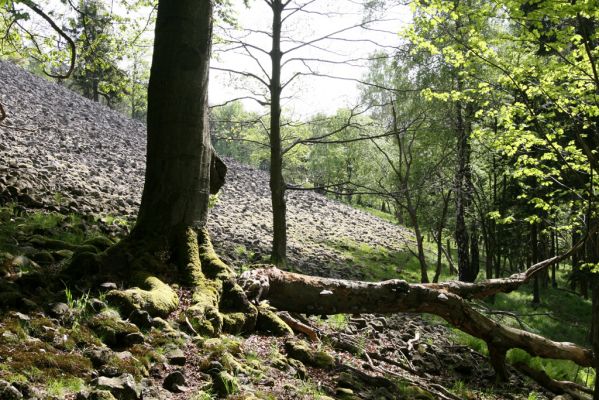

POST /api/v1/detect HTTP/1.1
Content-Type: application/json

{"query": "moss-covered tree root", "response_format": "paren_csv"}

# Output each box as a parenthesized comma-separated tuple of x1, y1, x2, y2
(64, 226, 289, 337)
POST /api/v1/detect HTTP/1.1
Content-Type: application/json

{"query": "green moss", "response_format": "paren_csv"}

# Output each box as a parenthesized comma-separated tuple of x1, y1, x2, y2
(29, 235, 98, 253)
(88, 310, 140, 347)
(284, 340, 335, 368)
(201, 336, 242, 355)
(175, 227, 203, 284)
(187, 278, 224, 336)
(220, 351, 245, 373)
(83, 236, 114, 251)
(198, 229, 233, 280)
(46, 377, 85, 397)
(0, 340, 93, 380)
(212, 371, 240, 396)
(106, 274, 179, 318)
(222, 312, 251, 334)
(256, 307, 293, 336)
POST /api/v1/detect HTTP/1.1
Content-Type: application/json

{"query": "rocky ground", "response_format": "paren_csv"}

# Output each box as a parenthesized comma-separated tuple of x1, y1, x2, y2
(0, 59, 411, 280)
(0, 60, 563, 399)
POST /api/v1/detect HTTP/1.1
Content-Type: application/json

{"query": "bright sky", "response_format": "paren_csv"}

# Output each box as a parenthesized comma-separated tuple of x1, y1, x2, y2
(12, 0, 410, 118)
(210, 0, 411, 118)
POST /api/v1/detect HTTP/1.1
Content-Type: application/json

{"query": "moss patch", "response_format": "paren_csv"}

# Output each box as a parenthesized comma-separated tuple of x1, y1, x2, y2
(106, 275, 179, 318)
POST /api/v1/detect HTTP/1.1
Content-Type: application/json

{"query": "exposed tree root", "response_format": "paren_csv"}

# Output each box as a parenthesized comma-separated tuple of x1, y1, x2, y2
(240, 267, 593, 381)
(64, 227, 288, 338)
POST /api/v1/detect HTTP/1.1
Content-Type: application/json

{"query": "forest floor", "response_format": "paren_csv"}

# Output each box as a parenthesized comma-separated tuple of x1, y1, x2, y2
(0, 203, 564, 400)
(0, 60, 593, 399)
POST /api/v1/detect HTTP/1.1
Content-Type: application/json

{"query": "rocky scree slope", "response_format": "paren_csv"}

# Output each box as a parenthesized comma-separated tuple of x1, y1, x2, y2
(0, 60, 412, 278)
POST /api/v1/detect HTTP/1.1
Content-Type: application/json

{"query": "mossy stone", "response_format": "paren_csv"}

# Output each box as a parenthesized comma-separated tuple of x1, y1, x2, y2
(88, 390, 117, 400)
(65, 251, 102, 279)
(211, 371, 239, 397)
(83, 236, 114, 251)
(88, 310, 140, 348)
(256, 307, 293, 336)
(287, 358, 307, 380)
(285, 340, 335, 369)
(31, 250, 54, 264)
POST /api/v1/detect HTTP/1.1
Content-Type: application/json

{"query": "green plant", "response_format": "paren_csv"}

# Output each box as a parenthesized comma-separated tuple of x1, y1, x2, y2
(296, 379, 326, 397)
(190, 390, 216, 400)
(46, 377, 85, 397)
(527, 392, 539, 400)
(63, 285, 92, 326)
(208, 194, 219, 209)
(326, 314, 348, 331)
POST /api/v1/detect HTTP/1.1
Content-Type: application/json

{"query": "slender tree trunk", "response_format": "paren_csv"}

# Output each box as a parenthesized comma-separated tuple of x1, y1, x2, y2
(532, 223, 541, 305)
(455, 98, 474, 281)
(433, 190, 451, 283)
(470, 221, 480, 280)
(593, 276, 599, 400)
(406, 202, 429, 283)
(269, 0, 287, 267)
(551, 229, 557, 288)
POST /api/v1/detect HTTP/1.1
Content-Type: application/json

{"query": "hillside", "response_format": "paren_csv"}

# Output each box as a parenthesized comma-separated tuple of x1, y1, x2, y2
(0, 60, 557, 400)
(0, 60, 412, 280)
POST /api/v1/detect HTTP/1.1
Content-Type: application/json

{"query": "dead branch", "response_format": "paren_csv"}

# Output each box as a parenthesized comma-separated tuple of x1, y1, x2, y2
(277, 311, 319, 342)
(240, 267, 593, 379)
(0, 103, 5, 122)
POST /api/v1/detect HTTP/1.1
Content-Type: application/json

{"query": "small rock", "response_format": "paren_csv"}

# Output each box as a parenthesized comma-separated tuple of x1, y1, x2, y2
(49, 302, 70, 317)
(150, 317, 173, 331)
(88, 298, 107, 313)
(211, 371, 239, 396)
(124, 332, 144, 346)
(0, 379, 23, 400)
(93, 374, 140, 400)
(162, 371, 187, 393)
(99, 365, 121, 378)
(85, 346, 113, 368)
(89, 390, 117, 400)
(31, 249, 55, 264)
(11, 381, 42, 399)
(9, 255, 32, 270)
(11, 311, 30, 322)
(100, 282, 118, 290)
(336, 387, 355, 396)
(165, 348, 186, 366)
(128, 310, 152, 330)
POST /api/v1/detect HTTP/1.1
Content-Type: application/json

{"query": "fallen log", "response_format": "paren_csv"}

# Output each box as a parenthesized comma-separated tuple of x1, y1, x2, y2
(240, 267, 593, 380)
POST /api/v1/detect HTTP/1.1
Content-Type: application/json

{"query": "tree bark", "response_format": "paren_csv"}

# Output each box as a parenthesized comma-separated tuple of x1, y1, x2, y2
(241, 266, 593, 372)
(531, 222, 541, 305)
(133, 0, 213, 237)
(269, 0, 287, 267)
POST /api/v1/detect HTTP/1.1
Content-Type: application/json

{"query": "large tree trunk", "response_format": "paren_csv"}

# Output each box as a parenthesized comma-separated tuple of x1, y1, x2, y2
(134, 0, 213, 236)
(269, 0, 287, 267)
(92, 0, 261, 339)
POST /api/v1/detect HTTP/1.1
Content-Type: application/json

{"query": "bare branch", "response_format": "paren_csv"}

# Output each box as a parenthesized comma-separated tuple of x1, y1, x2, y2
(209, 96, 270, 108)
(20, 0, 76, 79)
(210, 66, 270, 88)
